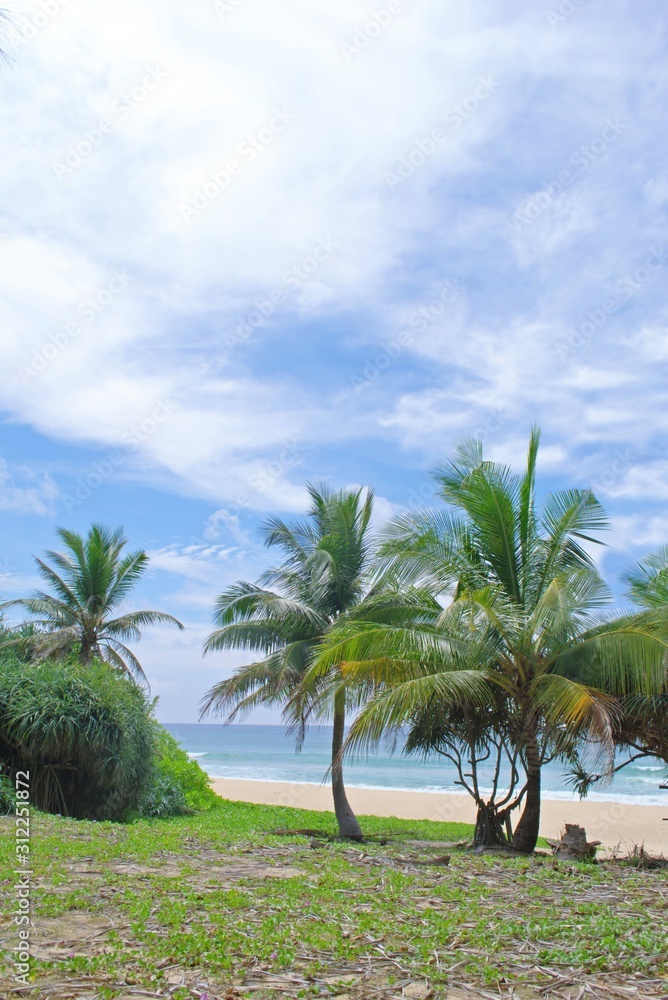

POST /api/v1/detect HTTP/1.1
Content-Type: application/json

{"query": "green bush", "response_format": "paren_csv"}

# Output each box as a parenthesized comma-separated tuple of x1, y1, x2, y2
(0, 655, 155, 820)
(0, 769, 15, 814)
(139, 725, 218, 816)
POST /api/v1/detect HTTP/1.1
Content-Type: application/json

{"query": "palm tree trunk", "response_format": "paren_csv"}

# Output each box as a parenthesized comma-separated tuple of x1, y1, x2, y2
(79, 636, 94, 663)
(331, 690, 363, 840)
(511, 737, 541, 854)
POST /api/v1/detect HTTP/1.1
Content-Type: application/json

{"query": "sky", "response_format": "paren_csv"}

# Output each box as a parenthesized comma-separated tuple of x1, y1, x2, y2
(0, 0, 666, 723)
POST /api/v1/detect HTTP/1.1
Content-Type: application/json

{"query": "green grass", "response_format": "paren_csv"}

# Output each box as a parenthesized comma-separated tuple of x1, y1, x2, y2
(1, 800, 666, 999)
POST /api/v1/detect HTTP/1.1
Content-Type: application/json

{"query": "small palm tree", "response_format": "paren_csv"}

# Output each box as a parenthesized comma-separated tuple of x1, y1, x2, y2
(1, 524, 183, 684)
(311, 431, 668, 853)
(200, 484, 421, 839)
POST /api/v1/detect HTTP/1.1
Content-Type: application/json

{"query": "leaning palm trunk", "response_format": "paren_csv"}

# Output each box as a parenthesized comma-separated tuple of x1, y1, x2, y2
(511, 736, 542, 853)
(331, 691, 362, 840)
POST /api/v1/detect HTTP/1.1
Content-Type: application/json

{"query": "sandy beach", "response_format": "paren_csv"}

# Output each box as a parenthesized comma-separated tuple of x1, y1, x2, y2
(211, 777, 668, 856)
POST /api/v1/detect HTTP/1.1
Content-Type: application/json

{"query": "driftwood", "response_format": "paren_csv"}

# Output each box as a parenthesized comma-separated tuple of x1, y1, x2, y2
(545, 823, 600, 860)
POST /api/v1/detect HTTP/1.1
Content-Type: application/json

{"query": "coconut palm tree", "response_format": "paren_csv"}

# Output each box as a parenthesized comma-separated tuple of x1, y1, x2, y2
(567, 548, 668, 793)
(200, 484, 426, 839)
(0, 524, 183, 684)
(610, 550, 668, 772)
(310, 431, 668, 852)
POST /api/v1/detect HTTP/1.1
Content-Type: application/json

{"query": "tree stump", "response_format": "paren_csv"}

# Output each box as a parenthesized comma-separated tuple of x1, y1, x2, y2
(545, 824, 601, 860)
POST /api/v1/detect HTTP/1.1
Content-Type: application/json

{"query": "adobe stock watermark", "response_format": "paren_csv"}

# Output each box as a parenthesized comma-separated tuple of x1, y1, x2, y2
(589, 449, 635, 497)
(341, 0, 404, 63)
(349, 278, 464, 393)
(202, 440, 303, 541)
(52, 67, 169, 180)
(546, 0, 589, 30)
(0, 554, 17, 576)
(60, 399, 176, 513)
(179, 108, 294, 223)
(213, 0, 247, 18)
(384, 77, 500, 191)
(17, 270, 133, 383)
(555, 245, 668, 360)
(222, 236, 338, 351)
(405, 408, 509, 509)
(4, 0, 71, 50)
(13, 770, 31, 988)
(511, 117, 628, 230)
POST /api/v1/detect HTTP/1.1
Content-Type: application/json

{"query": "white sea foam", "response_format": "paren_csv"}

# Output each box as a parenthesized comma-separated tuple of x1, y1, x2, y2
(202, 772, 668, 806)
(167, 723, 668, 806)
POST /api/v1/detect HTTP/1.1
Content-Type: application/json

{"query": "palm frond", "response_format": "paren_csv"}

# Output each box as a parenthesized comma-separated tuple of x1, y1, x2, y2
(309, 621, 467, 680)
(531, 673, 616, 738)
(200, 641, 313, 719)
(33, 557, 82, 610)
(553, 614, 668, 696)
(100, 638, 148, 685)
(104, 611, 184, 638)
(528, 569, 611, 651)
(624, 547, 668, 610)
(538, 490, 608, 592)
(342, 670, 495, 758)
(104, 550, 151, 611)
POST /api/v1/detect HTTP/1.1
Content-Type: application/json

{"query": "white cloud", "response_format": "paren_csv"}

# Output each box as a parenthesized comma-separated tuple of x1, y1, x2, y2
(0, 571, 44, 599)
(0, 0, 665, 607)
(0, 458, 58, 515)
(0, 1, 596, 509)
(600, 461, 668, 502)
(148, 543, 242, 583)
(608, 514, 668, 555)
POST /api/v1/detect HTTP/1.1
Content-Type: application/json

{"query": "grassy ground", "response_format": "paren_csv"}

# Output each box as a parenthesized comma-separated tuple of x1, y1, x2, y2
(1, 799, 667, 999)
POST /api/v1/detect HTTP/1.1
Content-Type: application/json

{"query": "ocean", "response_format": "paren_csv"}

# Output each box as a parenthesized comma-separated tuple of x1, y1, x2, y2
(165, 723, 668, 806)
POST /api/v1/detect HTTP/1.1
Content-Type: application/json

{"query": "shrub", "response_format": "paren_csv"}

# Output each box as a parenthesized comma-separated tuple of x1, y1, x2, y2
(0, 655, 155, 820)
(0, 769, 15, 814)
(139, 726, 218, 816)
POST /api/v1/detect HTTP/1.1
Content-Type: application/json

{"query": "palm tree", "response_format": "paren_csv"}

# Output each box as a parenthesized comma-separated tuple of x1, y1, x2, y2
(200, 484, 423, 840)
(0, 524, 183, 684)
(310, 431, 668, 853)
(567, 548, 668, 794)
(609, 550, 668, 773)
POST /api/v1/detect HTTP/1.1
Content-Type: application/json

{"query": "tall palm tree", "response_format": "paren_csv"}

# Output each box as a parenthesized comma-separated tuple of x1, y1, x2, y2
(200, 484, 423, 839)
(310, 431, 668, 853)
(0, 524, 183, 684)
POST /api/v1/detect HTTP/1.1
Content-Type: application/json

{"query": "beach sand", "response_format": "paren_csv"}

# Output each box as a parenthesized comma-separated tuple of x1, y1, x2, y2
(211, 777, 668, 856)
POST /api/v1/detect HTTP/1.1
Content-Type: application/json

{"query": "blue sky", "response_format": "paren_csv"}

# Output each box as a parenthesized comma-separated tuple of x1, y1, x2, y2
(0, 0, 667, 722)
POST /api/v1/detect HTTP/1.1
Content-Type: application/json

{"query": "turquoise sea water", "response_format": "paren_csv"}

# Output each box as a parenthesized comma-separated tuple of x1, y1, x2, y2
(165, 723, 668, 806)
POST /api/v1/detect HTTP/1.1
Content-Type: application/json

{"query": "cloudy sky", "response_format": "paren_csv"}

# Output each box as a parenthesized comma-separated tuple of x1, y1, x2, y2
(0, 0, 666, 722)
